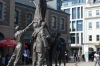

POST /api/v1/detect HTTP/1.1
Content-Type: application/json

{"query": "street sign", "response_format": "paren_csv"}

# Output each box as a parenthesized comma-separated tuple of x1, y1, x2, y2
(68, 39, 71, 44)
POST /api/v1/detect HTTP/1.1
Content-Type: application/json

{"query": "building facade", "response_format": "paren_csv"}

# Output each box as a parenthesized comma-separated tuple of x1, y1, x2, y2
(0, 0, 15, 56)
(0, 0, 70, 56)
(61, 0, 86, 55)
(0, 0, 15, 39)
(84, 0, 100, 53)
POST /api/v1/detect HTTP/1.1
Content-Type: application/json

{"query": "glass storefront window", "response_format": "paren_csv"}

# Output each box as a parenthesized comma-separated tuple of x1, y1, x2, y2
(77, 20, 83, 31)
(77, 7, 80, 19)
(81, 7, 83, 18)
(70, 33, 75, 44)
(61, 0, 86, 7)
(64, 8, 70, 14)
(76, 33, 79, 44)
(72, 21, 76, 31)
(72, 8, 76, 19)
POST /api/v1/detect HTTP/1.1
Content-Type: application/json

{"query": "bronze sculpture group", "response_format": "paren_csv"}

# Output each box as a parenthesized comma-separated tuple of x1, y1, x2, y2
(7, 0, 68, 66)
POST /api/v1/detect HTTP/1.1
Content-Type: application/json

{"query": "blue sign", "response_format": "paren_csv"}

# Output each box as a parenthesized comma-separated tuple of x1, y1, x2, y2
(68, 39, 71, 44)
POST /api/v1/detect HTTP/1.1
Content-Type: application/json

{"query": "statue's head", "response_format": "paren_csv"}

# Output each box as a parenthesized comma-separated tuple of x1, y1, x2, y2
(46, 35, 51, 41)
(15, 26, 20, 31)
(41, 22, 46, 26)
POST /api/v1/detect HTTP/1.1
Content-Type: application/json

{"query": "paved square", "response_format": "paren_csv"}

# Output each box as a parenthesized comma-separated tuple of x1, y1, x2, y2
(17, 62, 95, 66)
(65, 62, 94, 66)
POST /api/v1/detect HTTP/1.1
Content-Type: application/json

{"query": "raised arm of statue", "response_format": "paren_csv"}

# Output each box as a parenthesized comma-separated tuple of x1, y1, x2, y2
(22, 21, 34, 32)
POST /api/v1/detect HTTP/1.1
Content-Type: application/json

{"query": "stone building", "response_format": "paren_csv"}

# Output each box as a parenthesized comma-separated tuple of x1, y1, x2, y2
(0, 0, 15, 56)
(0, 0, 70, 56)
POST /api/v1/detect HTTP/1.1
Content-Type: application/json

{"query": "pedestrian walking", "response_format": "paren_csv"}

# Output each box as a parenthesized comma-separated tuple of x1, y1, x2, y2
(94, 51, 100, 66)
(77, 51, 80, 62)
(73, 50, 78, 62)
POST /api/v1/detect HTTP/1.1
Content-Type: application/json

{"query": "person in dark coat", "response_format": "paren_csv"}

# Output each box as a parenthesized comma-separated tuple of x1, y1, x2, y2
(5, 54, 10, 64)
(73, 50, 78, 62)
(58, 42, 67, 66)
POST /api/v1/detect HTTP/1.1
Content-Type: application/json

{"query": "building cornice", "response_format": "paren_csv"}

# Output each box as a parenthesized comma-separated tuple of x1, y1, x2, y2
(15, 2, 70, 16)
(85, 4, 100, 9)
(83, 43, 99, 45)
(85, 16, 100, 20)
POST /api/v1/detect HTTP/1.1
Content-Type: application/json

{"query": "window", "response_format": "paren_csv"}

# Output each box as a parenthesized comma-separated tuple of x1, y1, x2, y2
(29, 14, 32, 23)
(93, 0, 97, 3)
(89, 35, 92, 41)
(57, 0, 61, 10)
(89, 0, 94, 4)
(51, 16, 56, 29)
(88, 11, 92, 17)
(79, 0, 84, 3)
(88, 22, 92, 28)
(96, 10, 99, 15)
(77, 20, 83, 31)
(96, 22, 100, 28)
(76, 33, 79, 44)
(70, 33, 75, 44)
(72, 0, 78, 5)
(98, 0, 100, 2)
(77, 7, 80, 19)
(72, 21, 76, 31)
(14, 10, 19, 24)
(70, 21, 71, 31)
(96, 35, 100, 41)
(81, 7, 83, 18)
(64, 9, 70, 14)
(61, 18, 64, 30)
(72, 8, 76, 19)
(81, 33, 83, 44)
(0, 2, 2, 19)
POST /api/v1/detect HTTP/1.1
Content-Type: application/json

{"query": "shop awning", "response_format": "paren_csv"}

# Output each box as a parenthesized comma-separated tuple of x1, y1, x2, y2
(0, 38, 17, 48)
(0, 38, 28, 48)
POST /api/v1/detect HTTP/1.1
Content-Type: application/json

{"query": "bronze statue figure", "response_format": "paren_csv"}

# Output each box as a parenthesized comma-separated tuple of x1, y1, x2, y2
(8, 0, 59, 66)
(32, 0, 53, 66)
(7, 22, 33, 66)
(32, 21, 48, 66)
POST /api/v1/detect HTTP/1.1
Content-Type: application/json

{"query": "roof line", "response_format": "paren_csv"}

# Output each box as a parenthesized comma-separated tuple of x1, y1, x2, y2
(15, 2, 70, 16)
(15, 2, 35, 9)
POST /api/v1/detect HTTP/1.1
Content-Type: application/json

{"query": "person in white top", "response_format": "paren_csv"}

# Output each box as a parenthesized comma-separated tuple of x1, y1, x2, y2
(78, 51, 80, 62)
(94, 51, 100, 66)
